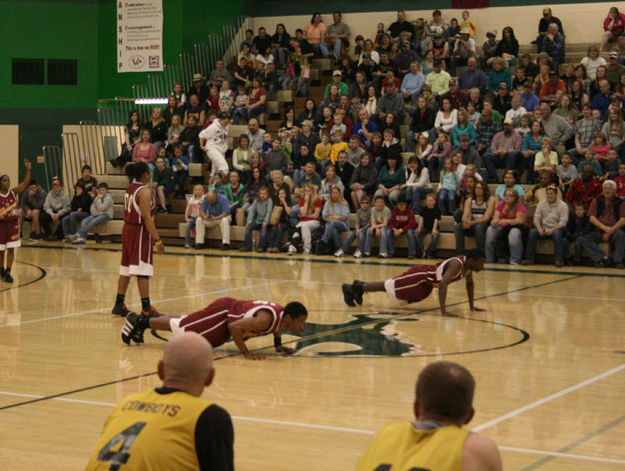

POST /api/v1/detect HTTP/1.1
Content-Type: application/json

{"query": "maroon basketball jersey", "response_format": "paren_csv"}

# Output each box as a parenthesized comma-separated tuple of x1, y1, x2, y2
(0, 190, 19, 220)
(123, 181, 154, 224)
(228, 299, 285, 336)
(393, 256, 466, 294)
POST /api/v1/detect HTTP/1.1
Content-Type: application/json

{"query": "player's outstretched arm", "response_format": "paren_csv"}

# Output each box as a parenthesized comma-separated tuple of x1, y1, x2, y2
(228, 311, 274, 360)
(438, 259, 462, 316)
(13, 159, 31, 194)
(466, 273, 486, 312)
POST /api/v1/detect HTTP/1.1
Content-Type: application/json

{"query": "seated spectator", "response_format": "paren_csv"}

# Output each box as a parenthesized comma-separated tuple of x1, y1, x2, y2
(165, 114, 185, 153)
(288, 183, 322, 255)
(386, 195, 417, 258)
(524, 184, 569, 266)
(607, 51, 625, 87)
(162, 95, 184, 128)
(540, 71, 567, 107)
(225, 170, 245, 220)
(615, 162, 625, 195)
(436, 157, 459, 215)
(485, 188, 529, 264)
(566, 166, 603, 210)
(335, 151, 355, 200)
(195, 190, 231, 250)
(133, 129, 157, 166)
(475, 108, 501, 153)
(524, 169, 561, 218)
(152, 156, 173, 214)
(183, 185, 204, 248)
(458, 57, 487, 94)
(601, 7, 625, 52)
(430, 33, 450, 71)
(581, 46, 607, 81)
(534, 137, 559, 174)
(494, 26, 519, 68)
(241, 78, 267, 123)
(426, 131, 452, 176)
(319, 164, 345, 202)
(519, 54, 539, 82)
(178, 115, 201, 163)
(481, 29, 499, 69)
(208, 172, 225, 194)
(183, 94, 207, 127)
(402, 157, 431, 213)
(324, 70, 350, 98)
(69, 183, 114, 245)
(293, 160, 321, 199)
(435, 97, 458, 135)
(405, 97, 436, 153)
(350, 153, 378, 210)
(317, 186, 349, 255)
(557, 152, 578, 190)
(492, 83, 512, 116)
(113, 110, 141, 167)
(170, 146, 189, 199)
(452, 109, 475, 147)
(209, 59, 233, 88)
(377, 82, 404, 124)
(519, 119, 545, 181)
(20, 180, 46, 240)
(540, 102, 574, 156)
(536, 8, 565, 52)
(505, 95, 527, 131)
(337, 195, 371, 259)
(359, 39, 380, 65)
(593, 79, 614, 121)
(187, 73, 209, 103)
(375, 154, 405, 206)
(416, 193, 441, 258)
(401, 62, 425, 106)
(577, 180, 625, 267)
(62, 182, 92, 240)
(450, 27, 476, 76)
(495, 170, 525, 203)
(455, 180, 495, 252)
(487, 58, 511, 94)
(519, 81, 540, 113)
(452, 134, 484, 171)
(365, 195, 391, 257)
(266, 187, 291, 253)
(172, 83, 187, 106)
(376, 128, 401, 171)
(264, 138, 289, 176)
(40, 178, 70, 241)
(578, 149, 604, 177)
(564, 201, 593, 264)
(484, 119, 523, 183)
(542, 23, 565, 66)
(442, 79, 468, 111)
(602, 108, 625, 160)
(425, 59, 451, 98)
(242, 186, 272, 252)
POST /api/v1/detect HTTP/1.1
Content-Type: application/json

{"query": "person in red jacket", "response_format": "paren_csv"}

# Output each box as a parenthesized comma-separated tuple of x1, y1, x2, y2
(565, 166, 603, 210)
(614, 163, 625, 197)
(387, 195, 418, 258)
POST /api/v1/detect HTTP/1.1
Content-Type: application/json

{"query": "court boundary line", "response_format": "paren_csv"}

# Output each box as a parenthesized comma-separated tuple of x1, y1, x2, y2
(0, 390, 624, 466)
(21, 243, 625, 278)
(472, 362, 625, 432)
(0, 261, 46, 292)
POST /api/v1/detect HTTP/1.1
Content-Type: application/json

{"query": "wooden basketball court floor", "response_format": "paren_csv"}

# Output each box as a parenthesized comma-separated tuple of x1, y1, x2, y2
(0, 244, 624, 470)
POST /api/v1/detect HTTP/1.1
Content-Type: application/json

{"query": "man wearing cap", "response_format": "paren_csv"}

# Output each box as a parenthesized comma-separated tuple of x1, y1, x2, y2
(458, 57, 487, 92)
(452, 134, 484, 171)
(401, 62, 425, 106)
(492, 82, 512, 115)
(520, 81, 540, 112)
(324, 70, 349, 98)
(480, 30, 499, 70)
(425, 59, 451, 97)
(540, 102, 573, 156)
(396, 40, 419, 78)
(607, 51, 625, 86)
(484, 119, 523, 183)
(536, 8, 564, 50)
(377, 81, 404, 124)
(40, 178, 71, 241)
(450, 27, 476, 76)
(442, 79, 468, 111)
(187, 73, 209, 104)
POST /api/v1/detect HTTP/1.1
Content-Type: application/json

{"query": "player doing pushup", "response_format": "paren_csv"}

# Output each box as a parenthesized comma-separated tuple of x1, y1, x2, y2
(342, 249, 486, 316)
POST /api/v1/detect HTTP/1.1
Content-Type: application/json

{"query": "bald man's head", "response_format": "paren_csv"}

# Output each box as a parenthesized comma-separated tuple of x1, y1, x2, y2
(158, 332, 215, 396)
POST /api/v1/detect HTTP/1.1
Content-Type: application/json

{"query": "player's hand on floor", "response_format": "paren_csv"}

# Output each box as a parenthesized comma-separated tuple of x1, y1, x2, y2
(244, 352, 266, 360)
(439, 311, 459, 318)
(470, 306, 486, 312)
(276, 346, 296, 355)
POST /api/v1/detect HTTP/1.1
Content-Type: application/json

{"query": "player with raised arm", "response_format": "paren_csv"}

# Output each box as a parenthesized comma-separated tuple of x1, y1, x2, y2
(0, 159, 31, 283)
(121, 297, 308, 360)
(112, 162, 165, 317)
(342, 249, 486, 316)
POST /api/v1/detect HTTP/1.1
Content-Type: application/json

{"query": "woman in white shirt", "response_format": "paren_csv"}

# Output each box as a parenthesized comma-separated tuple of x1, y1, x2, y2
(434, 97, 458, 133)
(364, 85, 378, 118)
(580, 46, 607, 81)
(504, 95, 527, 131)
(402, 156, 431, 213)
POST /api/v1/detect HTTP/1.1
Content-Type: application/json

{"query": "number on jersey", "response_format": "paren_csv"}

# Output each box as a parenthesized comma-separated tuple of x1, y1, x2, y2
(97, 421, 146, 470)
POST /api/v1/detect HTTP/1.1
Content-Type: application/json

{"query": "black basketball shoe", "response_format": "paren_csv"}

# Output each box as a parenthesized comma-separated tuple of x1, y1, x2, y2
(121, 312, 148, 345)
(352, 280, 364, 306)
(342, 283, 356, 307)
(112, 304, 131, 317)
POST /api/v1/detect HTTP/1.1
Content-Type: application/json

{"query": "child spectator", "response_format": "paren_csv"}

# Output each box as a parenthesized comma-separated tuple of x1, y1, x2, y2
(590, 131, 610, 160)
(336, 195, 371, 258)
(70, 183, 114, 244)
(416, 193, 441, 258)
(566, 202, 593, 265)
(425, 131, 451, 176)
(249, 151, 266, 177)
(366, 195, 391, 258)
(232, 87, 249, 125)
(600, 148, 620, 178)
(209, 172, 226, 195)
(460, 10, 476, 37)
(152, 156, 173, 214)
(330, 130, 349, 164)
(242, 186, 273, 252)
(171, 146, 189, 199)
(267, 187, 292, 253)
(264, 139, 289, 176)
(388, 195, 418, 259)
(224, 170, 245, 219)
(183, 185, 205, 248)
(437, 157, 459, 215)
(314, 132, 332, 172)
(557, 152, 578, 191)
(262, 133, 273, 155)
(319, 164, 345, 202)
(577, 149, 603, 177)
(288, 183, 322, 255)
(320, 186, 350, 255)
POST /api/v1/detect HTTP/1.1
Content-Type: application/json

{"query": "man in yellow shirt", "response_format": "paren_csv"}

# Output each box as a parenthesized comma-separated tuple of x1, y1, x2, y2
(356, 361, 502, 471)
(86, 332, 233, 471)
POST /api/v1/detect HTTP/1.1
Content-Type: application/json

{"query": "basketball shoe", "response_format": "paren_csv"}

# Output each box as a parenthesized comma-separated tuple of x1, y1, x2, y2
(142, 305, 163, 317)
(352, 280, 364, 305)
(111, 304, 131, 317)
(121, 313, 148, 345)
(342, 283, 356, 306)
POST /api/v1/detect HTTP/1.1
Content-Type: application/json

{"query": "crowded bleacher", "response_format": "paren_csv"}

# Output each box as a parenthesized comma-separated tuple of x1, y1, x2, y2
(32, 6, 625, 268)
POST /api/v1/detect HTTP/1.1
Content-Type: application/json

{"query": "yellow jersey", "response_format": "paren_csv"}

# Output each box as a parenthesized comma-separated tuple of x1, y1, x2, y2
(85, 388, 232, 471)
(355, 421, 469, 471)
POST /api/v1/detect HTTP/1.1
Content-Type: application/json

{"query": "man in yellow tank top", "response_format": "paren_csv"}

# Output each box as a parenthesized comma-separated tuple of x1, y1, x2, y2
(356, 361, 502, 471)
(85, 332, 233, 471)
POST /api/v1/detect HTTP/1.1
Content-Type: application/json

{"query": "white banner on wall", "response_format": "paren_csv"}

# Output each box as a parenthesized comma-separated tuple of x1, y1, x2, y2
(117, 0, 163, 73)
